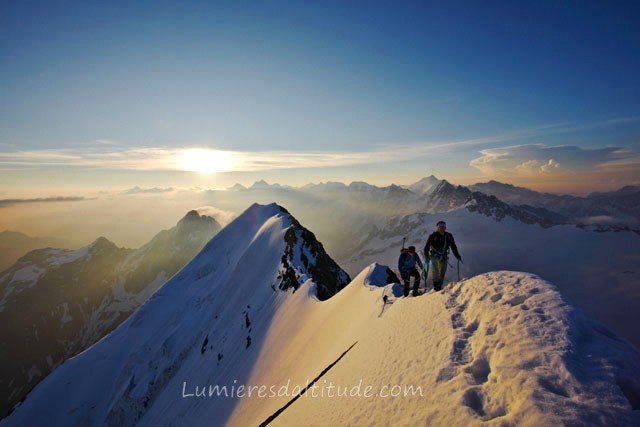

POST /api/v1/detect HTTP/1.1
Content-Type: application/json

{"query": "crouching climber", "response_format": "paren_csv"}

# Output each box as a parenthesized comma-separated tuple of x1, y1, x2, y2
(398, 246, 424, 297)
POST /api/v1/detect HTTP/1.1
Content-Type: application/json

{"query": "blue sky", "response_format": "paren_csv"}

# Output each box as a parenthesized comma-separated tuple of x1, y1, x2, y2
(1, 1, 639, 194)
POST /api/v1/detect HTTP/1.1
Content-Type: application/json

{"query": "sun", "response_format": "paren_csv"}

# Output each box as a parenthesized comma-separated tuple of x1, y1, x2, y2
(180, 149, 233, 173)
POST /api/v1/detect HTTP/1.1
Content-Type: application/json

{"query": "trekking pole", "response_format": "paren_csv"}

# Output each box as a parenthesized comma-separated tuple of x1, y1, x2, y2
(457, 259, 460, 281)
(402, 237, 406, 250)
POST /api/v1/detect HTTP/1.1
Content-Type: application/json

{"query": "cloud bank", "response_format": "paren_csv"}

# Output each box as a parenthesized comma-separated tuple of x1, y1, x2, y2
(469, 144, 640, 191)
(0, 196, 86, 208)
(469, 144, 635, 176)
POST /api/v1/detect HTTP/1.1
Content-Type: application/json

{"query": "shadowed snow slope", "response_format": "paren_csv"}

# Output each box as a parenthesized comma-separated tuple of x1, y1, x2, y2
(2, 205, 639, 426)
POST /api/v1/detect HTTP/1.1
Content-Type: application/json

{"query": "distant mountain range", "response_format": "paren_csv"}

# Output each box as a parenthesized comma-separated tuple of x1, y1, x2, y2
(470, 180, 640, 228)
(226, 176, 640, 230)
(208, 176, 640, 271)
(0, 211, 221, 418)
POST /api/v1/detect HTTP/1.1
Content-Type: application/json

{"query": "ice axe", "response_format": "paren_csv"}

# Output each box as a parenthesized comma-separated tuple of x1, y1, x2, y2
(399, 237, 408, 257)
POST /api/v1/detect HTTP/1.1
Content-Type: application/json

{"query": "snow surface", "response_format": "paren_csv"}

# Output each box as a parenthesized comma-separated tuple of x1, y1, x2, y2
(45, 245, 90, 267)
(89, 269, 169, 332)
(0, 243, 92, 312)
(0, 265, 46, 312)
(59, 302, 72, 324)
(277, 271, 640, 426)
(9, 264, 46, 286)
(3, 204, 640, 427)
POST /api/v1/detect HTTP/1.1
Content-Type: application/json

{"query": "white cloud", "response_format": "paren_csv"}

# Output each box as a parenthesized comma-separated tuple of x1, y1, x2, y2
(540, 159, 560, 173)
(514, 159, 540, 177)
(0, 196, 87, 208)
(94, 139, 121, 146)
(469, 144, 635, 177)
(193, 206, 236, 226)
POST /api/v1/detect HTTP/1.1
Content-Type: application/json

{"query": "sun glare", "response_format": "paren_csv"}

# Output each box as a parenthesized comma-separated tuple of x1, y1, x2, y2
(180, 149, 233, 173)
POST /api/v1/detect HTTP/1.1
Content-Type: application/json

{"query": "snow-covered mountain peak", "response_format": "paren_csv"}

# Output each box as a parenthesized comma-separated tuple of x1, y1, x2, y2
(319, 181, 347, 190)
(407, 175, 442, 195)
(227, 183, 247, 191)
(0, 202, 351, 426)
(250, 179, 276, 189)
(348, 181, 376, 191)
(433, 178, 456, 191)
(164, 202, 349, 302)
(422, 179, 473, 212)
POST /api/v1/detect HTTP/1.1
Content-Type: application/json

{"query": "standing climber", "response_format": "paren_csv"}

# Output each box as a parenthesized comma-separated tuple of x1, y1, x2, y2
(398, 246, 424, 297)
(423, 221, 462, 292)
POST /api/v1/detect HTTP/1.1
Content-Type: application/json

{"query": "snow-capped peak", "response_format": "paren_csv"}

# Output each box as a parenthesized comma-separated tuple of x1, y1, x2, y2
(250, 180, 275, 189)
(348, 181, 376, 191)
(227, 183, 247, 191)
(407, 175, 441, 195)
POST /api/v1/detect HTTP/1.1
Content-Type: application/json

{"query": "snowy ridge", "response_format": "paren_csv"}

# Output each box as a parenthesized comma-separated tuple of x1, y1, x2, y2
(276, 271, 640, 426)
